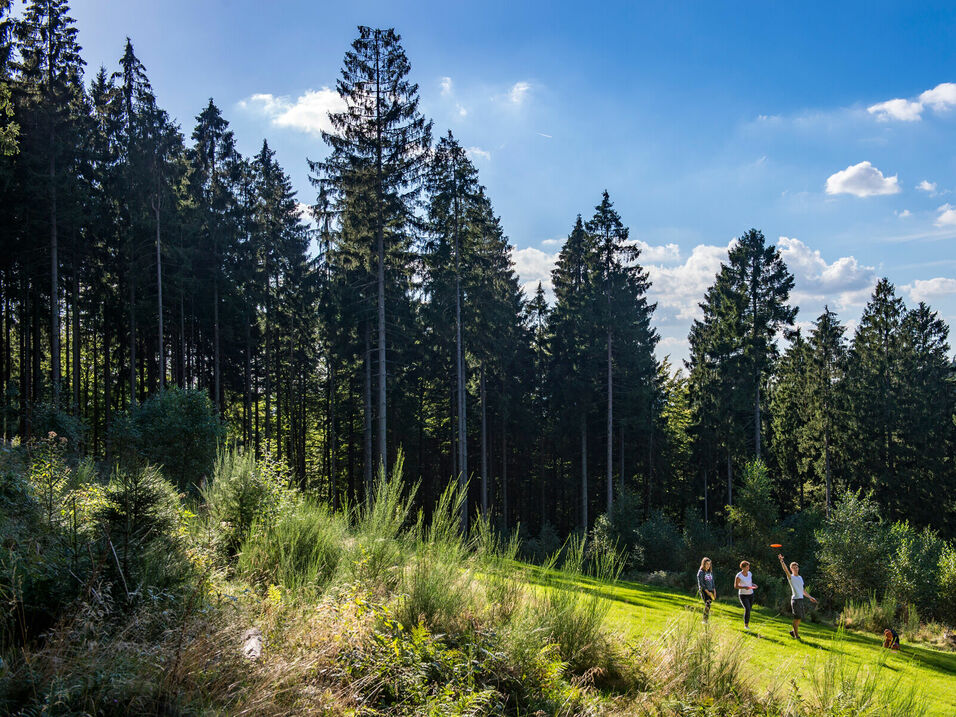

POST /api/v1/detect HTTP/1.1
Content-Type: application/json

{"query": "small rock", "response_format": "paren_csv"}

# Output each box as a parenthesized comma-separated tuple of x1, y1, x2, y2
(242, 627, 263, 660)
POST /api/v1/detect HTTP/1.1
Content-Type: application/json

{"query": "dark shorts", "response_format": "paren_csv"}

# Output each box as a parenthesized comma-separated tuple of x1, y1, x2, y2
(791, 598, 806, 619)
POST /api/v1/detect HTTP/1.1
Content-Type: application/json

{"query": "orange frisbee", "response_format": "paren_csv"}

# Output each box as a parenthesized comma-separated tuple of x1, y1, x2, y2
(770, 543, 782, 548)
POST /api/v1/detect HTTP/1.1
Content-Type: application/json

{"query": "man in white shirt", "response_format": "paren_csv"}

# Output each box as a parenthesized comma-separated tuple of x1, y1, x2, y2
(778, 553, 817, 640)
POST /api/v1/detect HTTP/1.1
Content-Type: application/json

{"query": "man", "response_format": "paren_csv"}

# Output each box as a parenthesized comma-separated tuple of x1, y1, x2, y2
(778, 553, 817, 640)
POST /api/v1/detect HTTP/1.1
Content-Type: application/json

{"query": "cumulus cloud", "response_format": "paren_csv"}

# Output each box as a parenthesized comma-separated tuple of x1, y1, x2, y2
(777, 237, 877, 310)
(540, 238, 563, 247)
(904, 277, 956, 303)
(629, 239, 681, 264)
(935, 203, 956, 227)
(896, 209, 912, 218)
(867, 98, 923, 122)
(509, 81, 531, 104)
(466, 146, 490, 161)
(512, 246, 557, 298)
(240, 88, 345, 135)
(646, 242, 733, 321)
(867, 82, 956, 121)
(440, 76, 453, 96)
(918, 82, 956, 110)
(917, 180, 937, 193)
(825, 161, 900, 197)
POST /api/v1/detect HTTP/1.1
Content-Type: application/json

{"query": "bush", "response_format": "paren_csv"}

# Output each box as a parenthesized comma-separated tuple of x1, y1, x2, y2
(635, 510, 683, 572)
(888, 522, 944, 619)
(202, 447, 292, 556)
(109, 387, 224, 489)
(29, 403, 87, 452)
(531, 534, 622, 675)
(936, 543, 956, 627)
(841, 594, 898, 633)
(238, 498, 345, 595)
(397, 480, 475, 632)
(99, 464, 191, 599)
(523, 520, 561, 564)
(816, 490, 891, 606)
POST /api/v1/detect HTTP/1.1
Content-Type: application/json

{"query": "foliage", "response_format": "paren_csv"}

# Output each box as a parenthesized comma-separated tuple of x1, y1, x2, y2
(109, 387, 224, 489)
(202, 446, 292, 556)
(816, 490, 891, 606)
(238, 498, 346, 594)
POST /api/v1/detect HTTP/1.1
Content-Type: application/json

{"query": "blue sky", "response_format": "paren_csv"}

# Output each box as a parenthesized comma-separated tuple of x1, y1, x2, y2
(70, 0, 956, 362)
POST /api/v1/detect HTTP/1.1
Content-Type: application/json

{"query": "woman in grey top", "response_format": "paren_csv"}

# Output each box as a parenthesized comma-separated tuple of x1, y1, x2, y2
(778, 553, 817, 640)
(697, 557, 716, 622)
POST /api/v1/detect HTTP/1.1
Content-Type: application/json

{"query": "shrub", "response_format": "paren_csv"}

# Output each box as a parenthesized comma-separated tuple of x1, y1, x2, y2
(523, 520, 561, 563)
(531, 534, 622, 675)
(397, 479, 474, 632)
(109, 387, 224, 489)
(635, 510, 683, 572)
(99, 464, 191, 599)
(816, 489, 891, 606)
(29, 403, 87, 452)
(345, 450, 415, 593)
(238, 498, 345, 595)
(202, 447, 292, 556)
(937, 543, 956, 627)
(841, 594, 898, 633)
(888, 522, 944, 619)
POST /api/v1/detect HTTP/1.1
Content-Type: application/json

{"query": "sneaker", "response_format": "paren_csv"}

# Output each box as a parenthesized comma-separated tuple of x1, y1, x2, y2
(789, 630, 796, 639)
(744, 625, 750, 631)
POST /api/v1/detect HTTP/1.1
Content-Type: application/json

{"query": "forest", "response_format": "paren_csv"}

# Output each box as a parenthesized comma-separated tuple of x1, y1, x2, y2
(0, 2, 954, 715)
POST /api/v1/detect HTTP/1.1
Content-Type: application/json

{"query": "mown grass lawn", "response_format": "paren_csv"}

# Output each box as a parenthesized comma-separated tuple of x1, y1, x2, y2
(548, 572, 956, 716)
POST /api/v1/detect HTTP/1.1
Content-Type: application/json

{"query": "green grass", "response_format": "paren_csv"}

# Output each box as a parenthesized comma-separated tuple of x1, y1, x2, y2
(535, 570, 956, 716)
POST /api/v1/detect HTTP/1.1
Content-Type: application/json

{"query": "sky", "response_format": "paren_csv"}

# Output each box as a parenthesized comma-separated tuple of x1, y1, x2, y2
(67, 0, 956, 363)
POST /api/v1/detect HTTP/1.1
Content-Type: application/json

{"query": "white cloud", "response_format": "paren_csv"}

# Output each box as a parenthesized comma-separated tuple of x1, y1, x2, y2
(777, 236, 876, 310)
(904, 277, 956, 303)
(240, 88, 345, 136)
(917, 180, 937, 193)
(537, 132, 552, 138)
(540, 238, 563, 247)
(629, 239, 681, 264)
(466, 146, 490, 161)
(512, 246, 557, 298)
(896, 209, 912, 218)
(509, 81, 531, 104)
(457, 104, 467, 117)
(918, 82, 956, 111)
(867, 98, 923, 122)
(935, 203, 956, 227)
(866, 82, 956, 122)
(440, 76, 453, 96)
(825, 161, 900, 197)
(646, 242, 733, 321)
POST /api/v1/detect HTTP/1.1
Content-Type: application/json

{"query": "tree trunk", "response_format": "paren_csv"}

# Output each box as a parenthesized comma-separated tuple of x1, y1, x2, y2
(703, 466, 708, 524)
(480, 364, 487, 518)
(154, 200, 164, 390)
(72, 246, 80, 412)
(606, 329, 613, 516)
(374, 37, 387, 477)
(726, 450, 733, 507)
(50, 128, 60, 406)
(364, 324, 373, 497)
(754, 382, 761, 458)
(128, 266, 136, 408)
(213, 278, 220, 412)
(824, 430, 832, 517)
(501, 415, 508, 530)
(580, 414, 588, 531)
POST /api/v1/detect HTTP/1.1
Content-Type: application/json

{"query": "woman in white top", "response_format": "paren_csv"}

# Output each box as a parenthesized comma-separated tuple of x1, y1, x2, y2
(733, 560, 758, 630)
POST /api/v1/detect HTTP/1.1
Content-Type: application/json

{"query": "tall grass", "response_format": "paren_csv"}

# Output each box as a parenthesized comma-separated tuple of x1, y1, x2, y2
(793, 634, 926, 717)
(530, 534, 624, 674)
(396, 478, 475, 632)
(238, 498, 347, 596)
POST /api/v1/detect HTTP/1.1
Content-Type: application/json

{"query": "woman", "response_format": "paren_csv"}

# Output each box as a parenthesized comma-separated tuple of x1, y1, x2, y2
(697, 557, 716, 622)
(734, 560, 758, 630)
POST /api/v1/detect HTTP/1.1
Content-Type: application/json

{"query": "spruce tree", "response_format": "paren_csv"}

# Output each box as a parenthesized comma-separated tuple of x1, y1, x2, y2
(317, 26, 432, 477)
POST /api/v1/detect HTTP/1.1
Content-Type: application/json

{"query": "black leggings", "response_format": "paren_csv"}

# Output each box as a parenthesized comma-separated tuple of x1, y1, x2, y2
(739, 593, 754, 625)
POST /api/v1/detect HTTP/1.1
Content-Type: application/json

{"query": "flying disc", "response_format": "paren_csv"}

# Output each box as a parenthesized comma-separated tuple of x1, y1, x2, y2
(770, 543, 782, 548)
